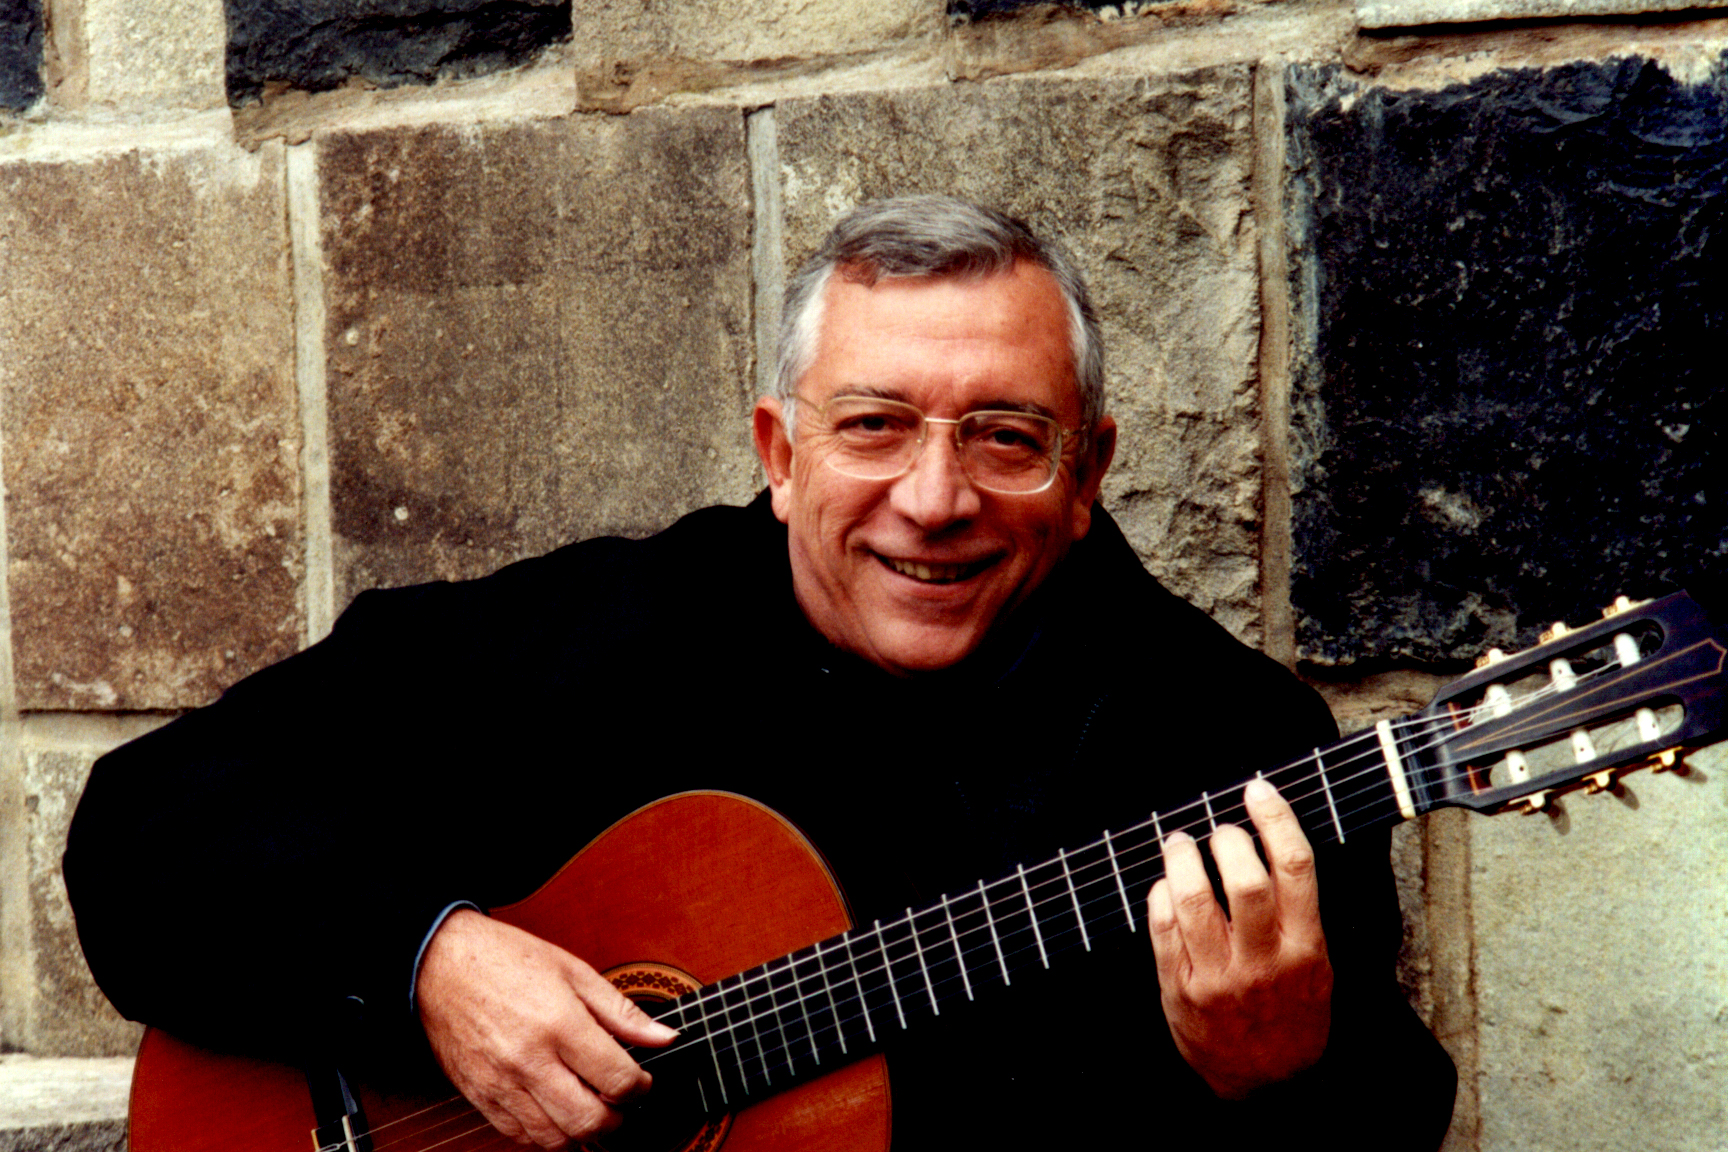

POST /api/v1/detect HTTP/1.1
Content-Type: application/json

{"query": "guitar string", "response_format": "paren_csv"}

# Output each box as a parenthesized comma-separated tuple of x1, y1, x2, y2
(352, 651, 1640, 1147)
(319, 754, 1407, 1152)
(639, 653, 1648, 1080)
(334, 668, 1633, 1152)
(322, 653, 1645, 1147)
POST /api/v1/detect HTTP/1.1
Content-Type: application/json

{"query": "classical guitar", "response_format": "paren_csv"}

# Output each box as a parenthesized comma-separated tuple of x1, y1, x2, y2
(127, 591, 1727, 1152)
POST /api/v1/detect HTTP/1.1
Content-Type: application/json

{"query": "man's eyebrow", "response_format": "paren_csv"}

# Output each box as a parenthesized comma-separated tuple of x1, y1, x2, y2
(832, 387, 1060, 421)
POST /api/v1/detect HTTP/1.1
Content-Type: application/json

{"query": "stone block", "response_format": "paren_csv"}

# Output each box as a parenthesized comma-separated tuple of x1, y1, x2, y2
(84, 0, 225, 110)
(1471, 740, 1726, 1149)
(1357, 0, 1728, 28)
(1285, 57, 1728, 664)
(3, 747, 143, 1057)
(0, 1056, 130, 1152)
(774, 70, 1266, 640)
(574, 0, 935, 66)
(0, 141, 301, 711)
(226, 0, 571, 105)
(0, 0, 41, 112)
(315, 105, 757, 605)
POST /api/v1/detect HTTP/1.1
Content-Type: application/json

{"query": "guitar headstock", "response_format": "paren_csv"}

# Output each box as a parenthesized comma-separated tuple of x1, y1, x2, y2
(1409, 591, 1727, 815)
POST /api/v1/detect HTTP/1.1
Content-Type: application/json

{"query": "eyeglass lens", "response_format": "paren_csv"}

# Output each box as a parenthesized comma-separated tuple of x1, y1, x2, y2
(814, 396, 1061, 493)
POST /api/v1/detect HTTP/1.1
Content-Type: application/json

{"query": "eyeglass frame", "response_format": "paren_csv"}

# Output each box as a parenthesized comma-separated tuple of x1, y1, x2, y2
(791, 393, 1087, 496)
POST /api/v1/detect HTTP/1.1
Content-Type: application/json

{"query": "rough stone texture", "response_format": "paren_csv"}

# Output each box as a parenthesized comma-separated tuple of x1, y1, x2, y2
(318, 106, 757, 606)
(1286, 56, 1728, 664)
(3, 750, 142, 1058)
(1471, 739, 1726, 1150)
(0, 141, 301, 711)
(83, 0, 225, 110)
(226, 0, 571, 106)
(575, 0, 935, 64)
(1357, 0, 1728, 29)
(0, 0, 40, 112)
(775, 71, 1267, 640)
(950, 0, 1265, 17)
(0, 1055, 129, 1152)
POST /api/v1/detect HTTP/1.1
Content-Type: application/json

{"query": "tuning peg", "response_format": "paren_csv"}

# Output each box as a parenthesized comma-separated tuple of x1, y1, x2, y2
(1651, 747, 1682, 772)
(1540, 620, 1571, 644)
(1513, 789, 1551, 814)
(1601, 595, 1636, 619)
(1583, 770, 1616, 794)
(1474, 647, 1506, 670)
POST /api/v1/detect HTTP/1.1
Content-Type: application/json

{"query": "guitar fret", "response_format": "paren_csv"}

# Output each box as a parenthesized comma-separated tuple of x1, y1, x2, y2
(1102, 829, 1136, 932)
(697, 986, 731, 1106)
(909, 907, 939, 1015)
(844, 932, 876, 1043)
(979, 879, 1011, 985)
(792, 947, 821, 1066)
(1202, 789, 1216, 834)
(716, 979, 751, 1096)
(765, 957, 796, 1079)
(1017, 864, 1049, 969)
(942, 893, 973, 1001)
(876, 920, 907, 1030)
(1058, 848, 1090, 951)
(742, 971, 772, 1087)
(815, 938, 848, 1056)
(1315, 747, 1346, 844)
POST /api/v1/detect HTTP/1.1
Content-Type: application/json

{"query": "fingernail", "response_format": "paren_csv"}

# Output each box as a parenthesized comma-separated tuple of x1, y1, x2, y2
(1246, 777, 1274, 801)
(1164, 830, 1192, 849)
(648, 1021, 679, 1040)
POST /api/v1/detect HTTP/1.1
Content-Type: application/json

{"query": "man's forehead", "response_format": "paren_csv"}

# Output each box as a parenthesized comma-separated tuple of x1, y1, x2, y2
(807, 264, 1081, 415)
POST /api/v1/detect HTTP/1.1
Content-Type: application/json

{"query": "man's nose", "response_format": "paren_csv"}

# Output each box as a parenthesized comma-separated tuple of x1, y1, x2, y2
(889, 427, 982, 528)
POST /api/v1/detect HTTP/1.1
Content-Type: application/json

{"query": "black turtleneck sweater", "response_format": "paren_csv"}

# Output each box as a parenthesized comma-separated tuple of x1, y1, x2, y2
(65, 493, 1455, 1150)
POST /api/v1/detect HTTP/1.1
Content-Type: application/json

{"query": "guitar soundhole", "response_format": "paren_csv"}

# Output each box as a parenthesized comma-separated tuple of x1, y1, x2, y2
(596, 963, 732, 1152)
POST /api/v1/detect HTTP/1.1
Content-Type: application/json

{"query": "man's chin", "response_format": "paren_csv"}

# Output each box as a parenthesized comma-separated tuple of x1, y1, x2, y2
(861, 624, 992, 677)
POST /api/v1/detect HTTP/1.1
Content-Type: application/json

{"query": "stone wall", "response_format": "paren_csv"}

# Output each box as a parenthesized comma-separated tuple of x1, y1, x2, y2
(1, 2, 1725, 1149)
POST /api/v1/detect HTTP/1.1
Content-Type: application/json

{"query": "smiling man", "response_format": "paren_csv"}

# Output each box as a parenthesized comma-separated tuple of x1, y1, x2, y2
(67, 197, 1455, 1151)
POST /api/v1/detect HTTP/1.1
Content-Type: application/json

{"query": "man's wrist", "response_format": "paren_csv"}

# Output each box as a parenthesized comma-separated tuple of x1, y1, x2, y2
(409, 900, 483, 1015)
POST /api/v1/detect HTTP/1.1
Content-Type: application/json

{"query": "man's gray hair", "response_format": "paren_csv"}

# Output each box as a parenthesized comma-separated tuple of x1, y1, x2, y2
(775, 196, 1106, 438)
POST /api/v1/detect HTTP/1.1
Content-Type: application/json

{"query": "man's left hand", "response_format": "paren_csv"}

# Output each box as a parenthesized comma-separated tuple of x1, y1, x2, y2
(1147, 777, 1333, 1099)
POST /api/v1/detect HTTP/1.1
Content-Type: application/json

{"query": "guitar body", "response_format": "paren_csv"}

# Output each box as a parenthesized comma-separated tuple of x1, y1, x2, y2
(128, 792, 892, 1152)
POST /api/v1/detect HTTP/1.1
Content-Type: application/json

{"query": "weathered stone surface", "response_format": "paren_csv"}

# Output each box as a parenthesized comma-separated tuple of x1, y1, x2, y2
(1357, 0, 1728, 29)
(0, 1056, 129, 1152)
(317, 106, 757, 605)
(1471, 740, 1726, 1149)
(1286, 57, 1728, 664)
(0, 141, 301, 711)
(575, 0, 933, 65)
(226, 0, 571, 105)
(0, 0, 40, 112)
(83, 0, 225, 110)
(5, 749, 143, 1057)
(775, 71, 1266, 639)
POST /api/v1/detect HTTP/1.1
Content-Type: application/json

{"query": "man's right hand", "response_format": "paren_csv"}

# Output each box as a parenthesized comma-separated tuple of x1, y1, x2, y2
(415, 910, 678, 1148)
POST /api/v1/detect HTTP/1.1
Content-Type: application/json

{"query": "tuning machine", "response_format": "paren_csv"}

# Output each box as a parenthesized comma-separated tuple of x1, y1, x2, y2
(1582, 769, 1616, 795)
(1512, 789, 1552, 815)
(1650, 746, 1684, 773)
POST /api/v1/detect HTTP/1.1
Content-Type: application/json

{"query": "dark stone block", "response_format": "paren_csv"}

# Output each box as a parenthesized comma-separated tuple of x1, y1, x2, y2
(0, 0, 42, 112)
(1287, 56, 1727, 664)
(225, 0, 570, 105)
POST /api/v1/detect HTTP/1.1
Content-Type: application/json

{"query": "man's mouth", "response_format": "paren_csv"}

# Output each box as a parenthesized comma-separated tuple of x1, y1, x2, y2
(881, 555, 989, 584)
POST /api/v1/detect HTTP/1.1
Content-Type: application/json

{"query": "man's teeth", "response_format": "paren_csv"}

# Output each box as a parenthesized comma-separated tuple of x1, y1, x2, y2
(888, 557, 968, 582)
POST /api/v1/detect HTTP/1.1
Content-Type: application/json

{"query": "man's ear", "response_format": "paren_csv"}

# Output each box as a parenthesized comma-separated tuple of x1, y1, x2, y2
(1068, 415, 1117, 542)
(753, 397, 795, 524)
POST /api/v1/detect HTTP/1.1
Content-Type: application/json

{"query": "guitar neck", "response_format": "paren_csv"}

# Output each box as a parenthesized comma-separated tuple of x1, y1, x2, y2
(641, 721, 1420, 1112)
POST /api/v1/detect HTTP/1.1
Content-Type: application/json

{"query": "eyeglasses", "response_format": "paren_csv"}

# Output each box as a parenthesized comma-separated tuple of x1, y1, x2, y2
(794, 394, 1079, 495)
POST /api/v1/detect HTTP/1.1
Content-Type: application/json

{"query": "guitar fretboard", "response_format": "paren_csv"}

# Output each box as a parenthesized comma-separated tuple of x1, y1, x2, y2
(639, 719, 1425, 1112)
